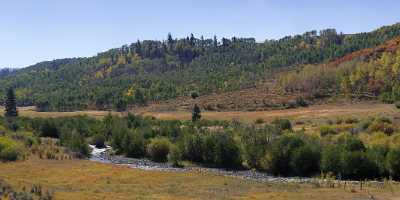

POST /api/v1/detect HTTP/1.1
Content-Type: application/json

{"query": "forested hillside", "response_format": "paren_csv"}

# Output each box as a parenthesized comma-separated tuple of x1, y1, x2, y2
(280, 36, 400, 103)
(2, 23, 400, 111)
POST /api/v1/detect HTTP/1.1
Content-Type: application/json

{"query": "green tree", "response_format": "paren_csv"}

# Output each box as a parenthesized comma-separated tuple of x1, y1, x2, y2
(192, 104, 201, 122)
(4, 88, 18, 117)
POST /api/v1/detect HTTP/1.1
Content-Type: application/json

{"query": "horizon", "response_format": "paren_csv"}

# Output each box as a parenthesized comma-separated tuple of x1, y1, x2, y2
(1, 0, 400, 68)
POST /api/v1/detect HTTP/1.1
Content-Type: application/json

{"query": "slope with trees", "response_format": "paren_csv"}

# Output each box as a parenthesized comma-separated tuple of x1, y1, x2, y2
(2, 23, 400, 111)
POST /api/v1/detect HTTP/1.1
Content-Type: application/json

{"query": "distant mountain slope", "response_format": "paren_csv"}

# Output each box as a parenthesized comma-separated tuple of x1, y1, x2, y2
(1, 23, 400, 111)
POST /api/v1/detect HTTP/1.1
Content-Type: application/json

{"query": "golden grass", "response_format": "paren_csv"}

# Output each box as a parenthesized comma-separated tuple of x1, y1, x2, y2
(0, 106, 121, 119)
(1, 102, 396, 123)
(143, 102, 397, 123)
(0, 159, 399, 200)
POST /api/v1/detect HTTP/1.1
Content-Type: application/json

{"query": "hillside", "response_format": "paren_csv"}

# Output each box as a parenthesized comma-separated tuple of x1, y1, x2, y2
(2, 23, 400, 111)
(279, 36, 400, 103)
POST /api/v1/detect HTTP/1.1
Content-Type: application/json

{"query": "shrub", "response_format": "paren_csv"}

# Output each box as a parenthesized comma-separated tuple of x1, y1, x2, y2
(202, 134, 217, 164)
(123, 131, 146, 158)
(0, 137, 25, 161)
(92, 134, 106, 148)
(368, 120, 395, 135)
(168, 145, 183, 167)
(386, 148, 400, 180)
(190, 91, 199, 99)
(211, 134, 242, 168)
(319, 125, 337, 136)
(241, 125, 275, 169)
(267, 134, 304, 175)
(322, 137, 383, 180)
(321, 145, 342, 176)
(290, 144, 321, 176)
(365, 145, 388, 178)
(254, 118, 265, 124)
(295, 96, 308, 107)
(344, 117, 359, 124)
(374, 116, 392, 124)
(182, 134, 204, 162)
(337, 133, 365, 152)
(147, 137, 171, 162)
(357, 119, 372, 130)
(271, 118, 292, 131)
(340, 150, 378, 180)
(110, 121, 129, 153)
(60, 130, 90, 158)
(336, 118, 343, 124)
(40, 119, 60, 138)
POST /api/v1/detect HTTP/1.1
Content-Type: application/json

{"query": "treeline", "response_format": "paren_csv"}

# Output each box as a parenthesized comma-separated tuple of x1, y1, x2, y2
(1, 23, 400, 111)
(3, 113, 400, 180)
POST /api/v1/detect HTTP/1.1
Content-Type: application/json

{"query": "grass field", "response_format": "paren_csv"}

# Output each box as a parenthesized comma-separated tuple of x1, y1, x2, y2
(143, 102, 398, 122)
(0, 158, 399, 200)
(0, 102, 397, 123)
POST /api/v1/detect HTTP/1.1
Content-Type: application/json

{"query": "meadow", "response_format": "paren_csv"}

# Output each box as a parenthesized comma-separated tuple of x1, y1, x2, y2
(0, 102, 396, 122)
(0, 158, 399, 200)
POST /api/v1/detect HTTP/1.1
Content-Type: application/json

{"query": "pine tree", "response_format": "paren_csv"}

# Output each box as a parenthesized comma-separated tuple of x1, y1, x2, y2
(192, 104, 201, 122)
(5, 88, 18, 117)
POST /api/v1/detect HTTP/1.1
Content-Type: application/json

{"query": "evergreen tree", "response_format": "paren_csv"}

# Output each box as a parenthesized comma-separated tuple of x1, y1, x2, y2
(192, 104, 201, 122)
(4, 88, 18, 117)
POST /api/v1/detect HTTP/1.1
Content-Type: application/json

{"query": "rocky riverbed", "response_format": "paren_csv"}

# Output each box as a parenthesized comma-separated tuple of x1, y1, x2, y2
(88, 145, 385, 186)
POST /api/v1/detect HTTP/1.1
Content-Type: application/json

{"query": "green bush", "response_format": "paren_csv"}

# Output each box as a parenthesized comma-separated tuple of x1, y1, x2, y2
(168, 145, 183, 167)
(344, 117, 359, 124)
(182, 134, 204, 162)
(182, 133, 241, 168)
(147, 137, 171, 162)
(241, 125, 276, 169)
(211, 134, 242, 168)
(40, 119, 60, 138)
(337, 134, 365, 152)
(319, 125, 337, 136)
(321, 145, 342, 175)
(123, 131, 146, 158)
(60, 130, 90, 158)
(290, 144, 321, 176)
(295, 96, 308, 107)
(254, 118, 265, 124)
(92, 134, 106, 148)
(271, 118, 292, 131)
(267, 134, 304, 175)
(386, 148, 400, 179)
(110, 121, 130, 153)
(321, 135, 384, 180)
(0, 137, 25, 161)
(365, 145, 388, 178)
(340, 150, 379, 180)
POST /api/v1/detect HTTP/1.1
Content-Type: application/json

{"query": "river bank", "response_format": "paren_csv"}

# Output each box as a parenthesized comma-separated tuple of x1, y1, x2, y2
(89, 145, 387, 186)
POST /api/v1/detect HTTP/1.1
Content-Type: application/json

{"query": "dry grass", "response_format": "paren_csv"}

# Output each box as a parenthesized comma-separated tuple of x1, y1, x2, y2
(143, 102, 397, 123)
(0, 158, 399, 200)
(0, 106, 121, 119)
(0, 102, 396, 123)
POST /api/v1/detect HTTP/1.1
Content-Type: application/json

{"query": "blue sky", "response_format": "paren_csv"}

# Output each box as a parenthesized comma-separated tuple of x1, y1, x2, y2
(1, 0, 400, 68)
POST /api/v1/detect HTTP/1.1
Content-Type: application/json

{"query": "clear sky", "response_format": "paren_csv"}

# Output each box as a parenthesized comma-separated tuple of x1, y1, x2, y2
(1, 0, 400, 68)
